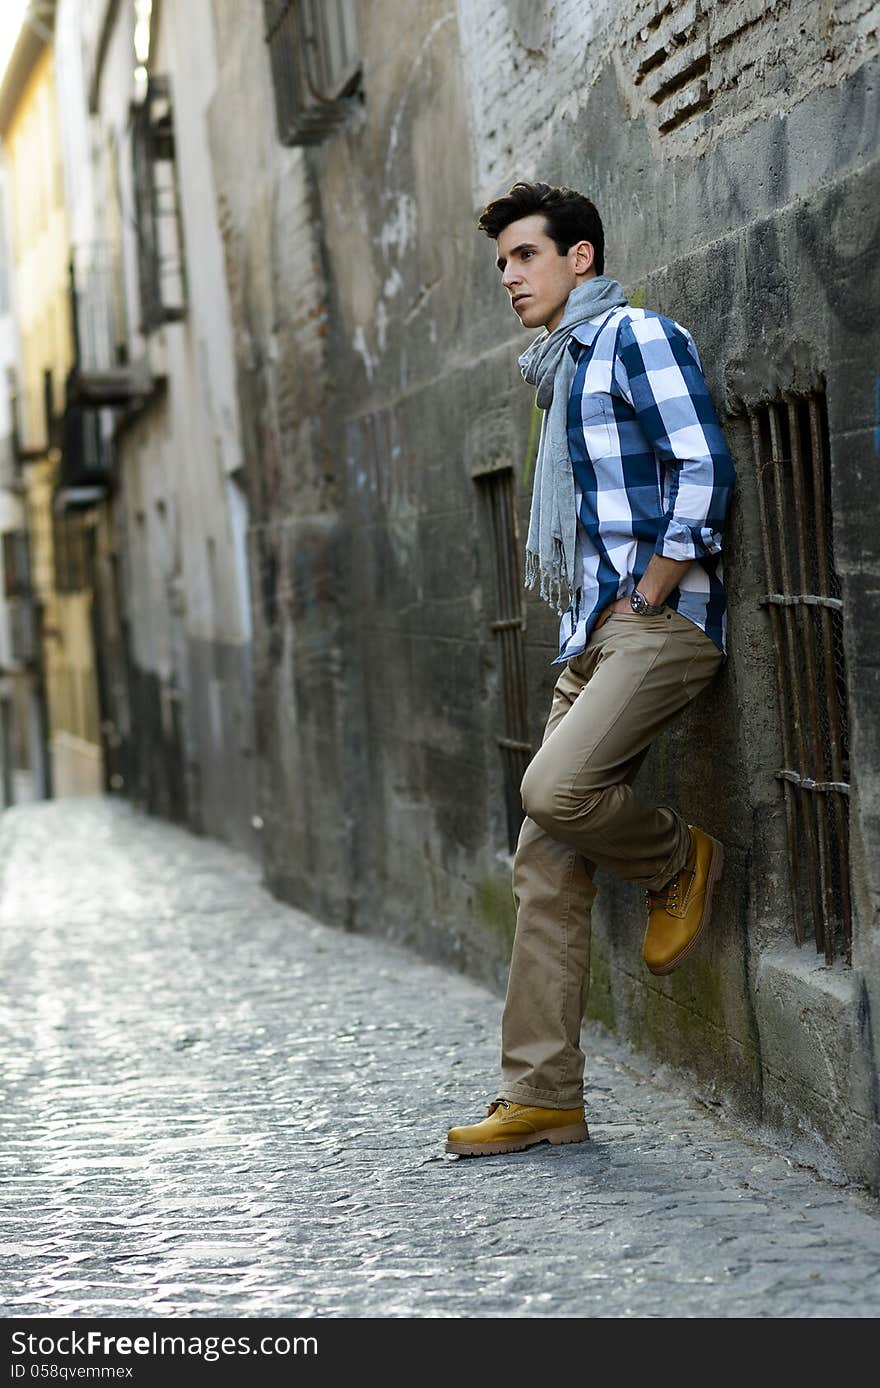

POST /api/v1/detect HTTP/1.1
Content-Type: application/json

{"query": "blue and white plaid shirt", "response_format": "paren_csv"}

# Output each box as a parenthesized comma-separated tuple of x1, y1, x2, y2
(553, 305, 735, 663)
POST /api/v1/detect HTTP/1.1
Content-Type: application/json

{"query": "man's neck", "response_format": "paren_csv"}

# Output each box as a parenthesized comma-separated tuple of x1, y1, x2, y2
(545, 272, 600, 332)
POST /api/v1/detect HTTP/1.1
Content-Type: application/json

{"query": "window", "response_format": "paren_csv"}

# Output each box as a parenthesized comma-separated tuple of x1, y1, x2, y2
(264, 0, 361, 146)
(70, 241, 128, 373)
(2, 530, 30, 599)
(3, 530, 36, 666)
(750, 391, 851, 963)
(132, 75, 187, 332)
(52, 511, 94, 594)
(475, 465, 531, 853)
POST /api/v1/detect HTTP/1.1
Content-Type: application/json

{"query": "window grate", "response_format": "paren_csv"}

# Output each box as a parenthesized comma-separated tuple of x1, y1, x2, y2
(476, 467, 530, 853)
(70, 241, 127, 374)
(750, 392, 851, 963)
(132, 76, 187, 333)
(2, 529, 30, 599)
(52, 512, 95, 595)
(264, 0, 361, 146)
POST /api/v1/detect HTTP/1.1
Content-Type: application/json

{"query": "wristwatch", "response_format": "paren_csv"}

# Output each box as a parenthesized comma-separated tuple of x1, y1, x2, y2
(630, 588, 665, 616)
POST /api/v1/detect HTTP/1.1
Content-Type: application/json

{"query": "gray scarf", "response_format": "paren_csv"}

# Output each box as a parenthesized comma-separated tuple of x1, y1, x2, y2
(519, 276, 628, 613)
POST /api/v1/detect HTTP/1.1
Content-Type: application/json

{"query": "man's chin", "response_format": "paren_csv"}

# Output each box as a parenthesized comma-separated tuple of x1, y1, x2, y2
(516, 305, 545, 330)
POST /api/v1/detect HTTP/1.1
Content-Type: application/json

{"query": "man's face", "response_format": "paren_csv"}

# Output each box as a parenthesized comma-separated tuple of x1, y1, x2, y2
(495, 213, 592, 332)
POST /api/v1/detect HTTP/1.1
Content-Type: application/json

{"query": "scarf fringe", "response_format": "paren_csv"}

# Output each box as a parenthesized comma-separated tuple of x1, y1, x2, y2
(525, 547, 580, 617)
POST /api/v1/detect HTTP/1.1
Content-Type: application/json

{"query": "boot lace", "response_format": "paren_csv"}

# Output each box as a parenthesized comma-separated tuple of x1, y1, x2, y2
(646, 863, 695, 914)
(646, 878, 681, 913)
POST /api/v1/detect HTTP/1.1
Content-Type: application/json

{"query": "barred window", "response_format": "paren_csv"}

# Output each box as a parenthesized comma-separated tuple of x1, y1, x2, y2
(2, 530, 30, 599)
(132, 75, 187, 333)
(264, 0, 362, 146)
(750, 391, 851, 964)
(474, 464, 531, 854)
(52, 511, 95, 595)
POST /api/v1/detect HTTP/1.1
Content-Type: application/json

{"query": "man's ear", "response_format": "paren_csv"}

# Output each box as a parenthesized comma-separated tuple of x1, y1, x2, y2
(572, 240, 595, 275)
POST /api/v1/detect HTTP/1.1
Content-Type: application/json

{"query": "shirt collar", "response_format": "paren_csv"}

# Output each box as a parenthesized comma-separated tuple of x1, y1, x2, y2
(569, 307, 623, 347)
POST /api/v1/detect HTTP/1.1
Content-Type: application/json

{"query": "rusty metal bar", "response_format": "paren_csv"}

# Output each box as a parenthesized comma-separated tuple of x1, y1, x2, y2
(490, 486, 512, 748)
(502, 626, 517, 736)
(481, 467, 530, 851)
(807, 395, 852, 958)
(751, 409, 805, 945)
(749, 402, 805, 943)
(501, 471, 530, 748)
(761, 593, 843, 610)
(753, 392, 852, 963)
(497, 736, 532, 753)
(777, 770, 850, 794)
(494, 480, 512, 618)
(497, 477, 528, 749)
(786, 394, 835, 962)
(767, 401, 824, 950)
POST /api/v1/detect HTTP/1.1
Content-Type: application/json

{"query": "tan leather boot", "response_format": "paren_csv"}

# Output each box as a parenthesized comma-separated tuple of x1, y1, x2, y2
(446, 1100, 589, 1156)
(643, 824, 724, 975)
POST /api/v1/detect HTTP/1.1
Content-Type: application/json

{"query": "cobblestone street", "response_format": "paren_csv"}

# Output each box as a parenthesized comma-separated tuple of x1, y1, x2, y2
(1, 797, 879, 1319)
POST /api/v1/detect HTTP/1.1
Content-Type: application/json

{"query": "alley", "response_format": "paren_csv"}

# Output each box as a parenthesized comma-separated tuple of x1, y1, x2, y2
(1, 797, 879, 1319)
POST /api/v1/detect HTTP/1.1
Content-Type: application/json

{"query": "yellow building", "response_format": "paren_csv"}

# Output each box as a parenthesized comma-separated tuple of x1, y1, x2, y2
(0, 15, 103, 796)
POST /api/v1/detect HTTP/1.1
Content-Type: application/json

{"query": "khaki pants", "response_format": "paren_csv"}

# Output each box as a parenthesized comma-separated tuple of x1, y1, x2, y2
(499, 608, 723, 1109)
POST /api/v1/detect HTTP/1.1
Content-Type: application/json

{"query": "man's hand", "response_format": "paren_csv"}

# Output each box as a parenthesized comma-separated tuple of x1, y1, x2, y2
(594, 555, 695, 632)
(593, 595, 634, 631)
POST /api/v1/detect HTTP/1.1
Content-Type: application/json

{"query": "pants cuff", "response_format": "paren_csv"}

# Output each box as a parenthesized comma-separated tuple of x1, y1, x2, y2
(497, 1081, 584, 1109)
(641, 812, 691, 891)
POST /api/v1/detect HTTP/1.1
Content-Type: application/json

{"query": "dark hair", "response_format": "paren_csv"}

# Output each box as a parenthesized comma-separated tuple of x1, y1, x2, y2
(477, 181, 605, 275)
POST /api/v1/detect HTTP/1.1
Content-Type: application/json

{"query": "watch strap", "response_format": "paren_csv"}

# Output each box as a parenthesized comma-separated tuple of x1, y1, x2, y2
(631, 588, 665, 616)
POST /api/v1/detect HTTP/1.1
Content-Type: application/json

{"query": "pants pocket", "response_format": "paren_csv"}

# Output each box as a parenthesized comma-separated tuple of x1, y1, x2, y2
(682, 641, 723, 690)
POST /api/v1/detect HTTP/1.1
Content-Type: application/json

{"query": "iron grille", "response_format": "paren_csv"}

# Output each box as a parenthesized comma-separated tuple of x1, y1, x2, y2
(70, 241, 127, 373)
(132, 76, 187, 333)
(750, 392, 851, 963)
(8, 597, 37, 665)
(476, 466, 530, 853)
(1, 535, 36, 676)
(52, 511, 94, 594)
(2, 529, 29, 599)
(61, 373, 113, 489)
(264, 0, 361, 146)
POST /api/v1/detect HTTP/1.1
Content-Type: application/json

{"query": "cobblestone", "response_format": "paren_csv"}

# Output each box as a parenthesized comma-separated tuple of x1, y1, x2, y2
(1, 797, 879, 1318)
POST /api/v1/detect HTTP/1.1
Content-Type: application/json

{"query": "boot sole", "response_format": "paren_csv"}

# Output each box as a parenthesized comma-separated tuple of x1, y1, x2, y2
(445, 1120, 590, 1157)
(647, 836, 724, 976)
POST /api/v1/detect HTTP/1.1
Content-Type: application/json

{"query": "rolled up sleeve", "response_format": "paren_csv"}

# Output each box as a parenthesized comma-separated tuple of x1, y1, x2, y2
(614, 315, 735, 561)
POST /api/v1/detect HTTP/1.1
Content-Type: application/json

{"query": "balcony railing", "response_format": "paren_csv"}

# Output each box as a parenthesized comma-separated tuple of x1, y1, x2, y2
(55, 371, 113, 511)
(68, 242, 157, 408)
(71, 240, 126, 373)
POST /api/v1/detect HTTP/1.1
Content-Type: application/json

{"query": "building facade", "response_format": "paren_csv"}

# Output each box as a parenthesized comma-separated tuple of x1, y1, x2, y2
(0, 17, 102, 801)
(0, 157, 44, 807)
(49, 0, 258, 845)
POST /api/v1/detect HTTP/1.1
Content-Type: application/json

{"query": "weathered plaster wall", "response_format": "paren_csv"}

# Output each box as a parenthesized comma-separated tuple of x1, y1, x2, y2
(206, 1, 352, 922)
(208, 0, 880, 1186)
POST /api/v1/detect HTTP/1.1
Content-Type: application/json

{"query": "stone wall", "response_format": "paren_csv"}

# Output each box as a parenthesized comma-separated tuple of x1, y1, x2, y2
(207, 0, 880, 1187)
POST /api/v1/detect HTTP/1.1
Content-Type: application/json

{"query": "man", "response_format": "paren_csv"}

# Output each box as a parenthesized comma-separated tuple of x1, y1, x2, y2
(447, 182, 735, 1158)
